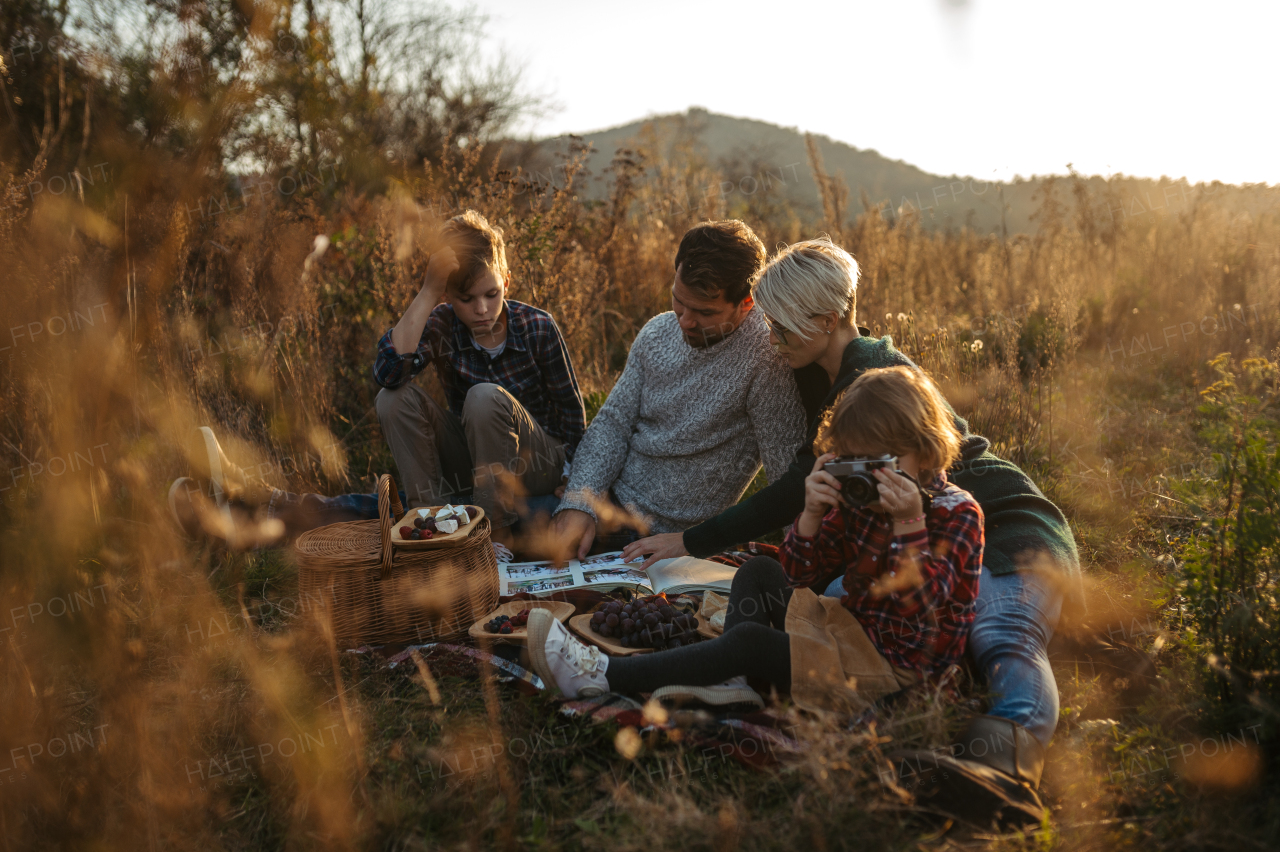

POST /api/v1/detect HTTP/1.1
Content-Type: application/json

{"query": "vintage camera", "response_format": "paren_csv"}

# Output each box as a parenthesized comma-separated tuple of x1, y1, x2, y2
(822, 455, 903, 507)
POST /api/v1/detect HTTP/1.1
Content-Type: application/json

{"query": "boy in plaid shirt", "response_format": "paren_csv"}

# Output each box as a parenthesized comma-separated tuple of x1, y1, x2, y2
(527, 365, 983, 711)
(169, 211, 584, 546)
(372, 210, 585, 538)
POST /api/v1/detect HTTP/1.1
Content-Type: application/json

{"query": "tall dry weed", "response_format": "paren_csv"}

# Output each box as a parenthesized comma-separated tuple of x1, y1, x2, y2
(3, 8, 1280, 846)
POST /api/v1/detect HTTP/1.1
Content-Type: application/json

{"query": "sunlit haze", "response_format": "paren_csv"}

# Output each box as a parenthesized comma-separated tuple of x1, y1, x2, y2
(479, 0, 1277, 185)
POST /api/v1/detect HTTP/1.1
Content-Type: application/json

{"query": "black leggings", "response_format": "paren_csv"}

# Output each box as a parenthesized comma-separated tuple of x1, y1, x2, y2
(605, 556, 793, 693)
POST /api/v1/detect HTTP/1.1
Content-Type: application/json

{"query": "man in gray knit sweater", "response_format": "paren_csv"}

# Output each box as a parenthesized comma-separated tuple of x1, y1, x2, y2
(553, 221, 805, 559)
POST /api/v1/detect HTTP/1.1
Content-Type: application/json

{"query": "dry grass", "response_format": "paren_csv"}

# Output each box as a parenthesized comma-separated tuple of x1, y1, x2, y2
(3, 80, 1280, 850)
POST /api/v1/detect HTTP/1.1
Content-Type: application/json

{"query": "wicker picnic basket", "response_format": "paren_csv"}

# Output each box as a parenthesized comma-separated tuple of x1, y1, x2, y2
(294, 473, 499, 646)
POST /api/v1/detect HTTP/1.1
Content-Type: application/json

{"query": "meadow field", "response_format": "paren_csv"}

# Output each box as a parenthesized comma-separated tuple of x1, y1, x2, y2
(3, 3, 1280, 849)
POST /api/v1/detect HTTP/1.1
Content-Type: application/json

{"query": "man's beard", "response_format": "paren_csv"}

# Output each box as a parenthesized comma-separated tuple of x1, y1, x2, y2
(683, 324, 733, 349)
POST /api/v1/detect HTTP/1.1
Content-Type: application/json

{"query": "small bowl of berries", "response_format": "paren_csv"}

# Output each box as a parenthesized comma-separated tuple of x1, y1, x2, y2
(467, 600, 576, 645)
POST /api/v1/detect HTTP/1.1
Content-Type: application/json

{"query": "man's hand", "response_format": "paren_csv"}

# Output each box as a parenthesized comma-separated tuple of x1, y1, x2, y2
(797, 453, 841, 538)
(620, 532, 688, 570)
(552, 508, 597, 563)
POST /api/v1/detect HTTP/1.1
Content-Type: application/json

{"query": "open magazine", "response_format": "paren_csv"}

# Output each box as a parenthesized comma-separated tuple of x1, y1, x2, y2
(498, 550, 738, 597)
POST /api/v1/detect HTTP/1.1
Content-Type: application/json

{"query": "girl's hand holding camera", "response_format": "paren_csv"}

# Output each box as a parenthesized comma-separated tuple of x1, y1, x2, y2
(798, 453, 843, 538)
(867, 466, 927, 598)
(798, 454, 928, 596)
(872, 466, 924, 522)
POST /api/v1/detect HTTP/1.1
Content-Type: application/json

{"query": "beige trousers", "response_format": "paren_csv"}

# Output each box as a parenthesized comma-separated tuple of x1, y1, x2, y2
(375, 381, 567, 528)
(785, 587, 920, 714)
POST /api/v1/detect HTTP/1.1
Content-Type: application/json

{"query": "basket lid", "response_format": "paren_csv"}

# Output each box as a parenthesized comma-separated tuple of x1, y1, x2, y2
(294, 519, 384, 572)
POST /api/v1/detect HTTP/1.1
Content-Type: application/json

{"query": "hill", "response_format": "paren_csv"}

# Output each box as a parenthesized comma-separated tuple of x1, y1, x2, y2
(517, 108, 1275, 235)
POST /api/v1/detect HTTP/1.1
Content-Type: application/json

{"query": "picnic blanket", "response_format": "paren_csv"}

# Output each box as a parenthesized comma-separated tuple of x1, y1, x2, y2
(346, 547, 907, 772)
(556, 692, 805, 769)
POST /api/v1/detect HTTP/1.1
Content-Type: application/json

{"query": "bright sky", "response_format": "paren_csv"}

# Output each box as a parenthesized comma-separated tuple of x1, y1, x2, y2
(476, 0, 1277, 186)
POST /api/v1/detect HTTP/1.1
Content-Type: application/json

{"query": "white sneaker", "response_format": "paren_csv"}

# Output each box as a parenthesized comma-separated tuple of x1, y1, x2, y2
(651, 676, 763, 709)
(527, 609, 610, 698)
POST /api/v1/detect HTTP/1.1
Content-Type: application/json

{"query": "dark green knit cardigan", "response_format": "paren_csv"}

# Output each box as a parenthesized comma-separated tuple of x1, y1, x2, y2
(682, 334, 1084, 612)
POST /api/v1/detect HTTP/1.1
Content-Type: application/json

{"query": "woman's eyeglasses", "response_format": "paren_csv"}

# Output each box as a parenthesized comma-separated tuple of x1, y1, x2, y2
(765, 315, 823, 345)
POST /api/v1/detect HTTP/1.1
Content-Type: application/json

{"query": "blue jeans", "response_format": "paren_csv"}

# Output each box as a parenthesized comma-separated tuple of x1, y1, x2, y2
(266, 490, 560, 536)
(968, 566, 1063, 748)
(825, 566, 1063, 748)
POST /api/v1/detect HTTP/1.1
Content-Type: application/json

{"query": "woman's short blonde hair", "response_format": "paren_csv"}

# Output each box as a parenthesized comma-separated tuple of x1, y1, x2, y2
(752, 237, 859, 341)
(816, 366, 962, 475)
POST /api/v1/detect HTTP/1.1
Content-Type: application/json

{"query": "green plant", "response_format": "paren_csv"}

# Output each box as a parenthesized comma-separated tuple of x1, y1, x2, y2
(1176, 354, 1280, 746)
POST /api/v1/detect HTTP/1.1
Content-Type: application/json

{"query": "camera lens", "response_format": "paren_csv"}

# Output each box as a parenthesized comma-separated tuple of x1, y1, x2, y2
(843, 473, 879, 506)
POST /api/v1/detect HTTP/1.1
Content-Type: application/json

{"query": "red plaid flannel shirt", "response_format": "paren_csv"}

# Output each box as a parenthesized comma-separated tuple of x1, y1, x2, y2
(778, 477, 984, 677)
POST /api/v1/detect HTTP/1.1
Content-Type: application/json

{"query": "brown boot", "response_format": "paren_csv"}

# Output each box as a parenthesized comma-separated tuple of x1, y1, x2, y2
(888, 715, 1047, 829)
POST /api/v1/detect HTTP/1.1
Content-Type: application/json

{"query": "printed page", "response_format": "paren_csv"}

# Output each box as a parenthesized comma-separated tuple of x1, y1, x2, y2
(577, 551, 653, 592)
(499, 558, 581, 596)
(644, 556, 738, 595)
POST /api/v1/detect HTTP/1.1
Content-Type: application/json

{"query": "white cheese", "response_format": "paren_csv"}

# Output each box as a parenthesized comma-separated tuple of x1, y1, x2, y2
(436, 519, 459, 534)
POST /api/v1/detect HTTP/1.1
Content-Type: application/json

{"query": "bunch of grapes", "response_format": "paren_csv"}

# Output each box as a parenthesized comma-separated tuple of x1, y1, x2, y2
(483, 608, 531, 634)
(589, 596, 699, 650)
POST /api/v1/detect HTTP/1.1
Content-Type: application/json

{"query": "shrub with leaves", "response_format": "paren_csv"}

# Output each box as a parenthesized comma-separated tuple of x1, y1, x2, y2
(1176, 354, 1280, 748)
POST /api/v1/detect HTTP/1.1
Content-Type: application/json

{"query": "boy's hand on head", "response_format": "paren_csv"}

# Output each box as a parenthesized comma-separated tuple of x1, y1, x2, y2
(798, 453, 842, 537)
(873, 467, 924, 521)
(424, 246, 459, 292)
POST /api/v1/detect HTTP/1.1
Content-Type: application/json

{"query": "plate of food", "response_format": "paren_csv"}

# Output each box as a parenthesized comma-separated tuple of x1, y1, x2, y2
(391, 504, 484, 549)
(468, 600, 576, 645)
(568, 595, 709, 656)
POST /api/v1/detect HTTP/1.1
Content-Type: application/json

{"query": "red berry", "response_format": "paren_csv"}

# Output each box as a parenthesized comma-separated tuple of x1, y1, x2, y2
(399, 526, 413, 537)
(499, 623, 513, 634)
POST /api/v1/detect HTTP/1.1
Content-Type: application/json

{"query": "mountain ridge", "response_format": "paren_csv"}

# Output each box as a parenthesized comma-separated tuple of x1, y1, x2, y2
(516, 108, 1275, 235)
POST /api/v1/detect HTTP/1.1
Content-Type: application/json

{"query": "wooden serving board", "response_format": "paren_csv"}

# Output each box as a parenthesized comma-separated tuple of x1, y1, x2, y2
(696, 619, 721, 640)
(568, 611, 711, 657)
(468, 600, 575, 646)
(391, 505, 485, 549)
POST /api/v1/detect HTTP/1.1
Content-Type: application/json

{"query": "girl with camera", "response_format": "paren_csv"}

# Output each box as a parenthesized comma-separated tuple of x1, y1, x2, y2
(526, 365, 984, 714)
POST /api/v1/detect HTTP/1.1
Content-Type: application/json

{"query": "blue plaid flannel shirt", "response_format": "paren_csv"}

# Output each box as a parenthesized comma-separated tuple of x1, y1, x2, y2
(373, 300, 585, 459)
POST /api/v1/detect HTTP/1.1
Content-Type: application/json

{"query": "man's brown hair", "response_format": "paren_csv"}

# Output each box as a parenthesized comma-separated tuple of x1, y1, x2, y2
(673, 220, 766, 304)
(817, 366, 962, 475)
(440, 209, 508, 293)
